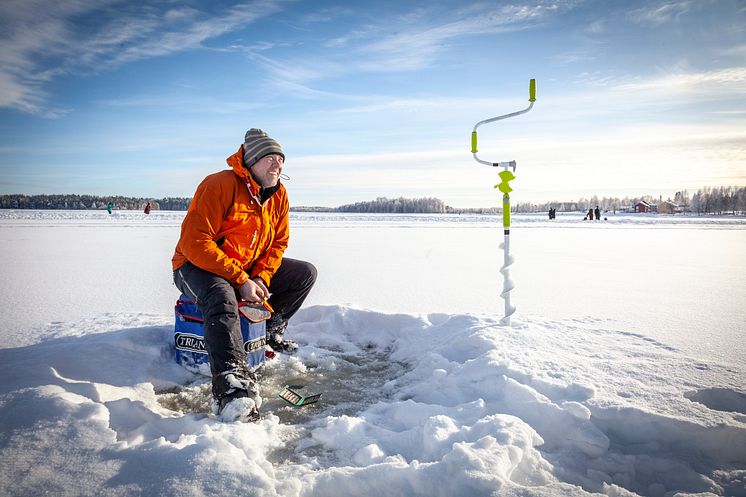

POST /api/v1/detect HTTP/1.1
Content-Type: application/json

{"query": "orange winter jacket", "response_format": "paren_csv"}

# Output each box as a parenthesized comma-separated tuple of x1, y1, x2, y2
(171, 146, 289, 287)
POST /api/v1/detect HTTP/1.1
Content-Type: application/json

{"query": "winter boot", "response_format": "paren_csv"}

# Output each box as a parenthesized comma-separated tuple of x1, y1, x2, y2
(217, 372, 262, 422)
(219, 391, 260, 422)
(266, 321, 298, 354)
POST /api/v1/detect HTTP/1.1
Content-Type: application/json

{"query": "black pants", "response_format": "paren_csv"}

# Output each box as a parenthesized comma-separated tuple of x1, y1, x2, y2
(173, 258, 317, 400)
(264, 258, 318, 333)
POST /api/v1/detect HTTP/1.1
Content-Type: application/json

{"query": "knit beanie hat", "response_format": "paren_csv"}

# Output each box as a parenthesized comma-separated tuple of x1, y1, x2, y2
(243, 128, 285, 169)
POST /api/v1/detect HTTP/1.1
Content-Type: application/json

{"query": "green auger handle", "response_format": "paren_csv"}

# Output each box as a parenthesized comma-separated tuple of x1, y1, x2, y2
(471, 79, 536, 163)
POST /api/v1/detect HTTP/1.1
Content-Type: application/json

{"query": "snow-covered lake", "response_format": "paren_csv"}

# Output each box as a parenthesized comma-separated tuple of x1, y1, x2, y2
(0, 209, 744, 497)
(1, 210, 743, 365)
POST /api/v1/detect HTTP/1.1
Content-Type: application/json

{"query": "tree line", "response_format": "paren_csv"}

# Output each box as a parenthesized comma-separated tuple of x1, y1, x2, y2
(0, 194, 191, 211)
(512, 186, 745, 215)
(335, 197, 447, 214)
(1, 186, 744, 214)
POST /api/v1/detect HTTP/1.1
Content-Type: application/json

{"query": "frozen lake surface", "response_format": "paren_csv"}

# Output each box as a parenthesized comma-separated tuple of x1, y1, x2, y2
(293, 211, 746, 368)
(1, 210, 743, 366)
(0, 209, 744, 497)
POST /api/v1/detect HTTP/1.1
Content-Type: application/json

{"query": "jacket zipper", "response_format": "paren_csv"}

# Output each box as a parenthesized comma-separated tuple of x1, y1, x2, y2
(247, 181, 264, 262)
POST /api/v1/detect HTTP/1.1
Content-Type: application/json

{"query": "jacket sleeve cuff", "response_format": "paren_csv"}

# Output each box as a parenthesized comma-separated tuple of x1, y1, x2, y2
(235, 272, 249, 286)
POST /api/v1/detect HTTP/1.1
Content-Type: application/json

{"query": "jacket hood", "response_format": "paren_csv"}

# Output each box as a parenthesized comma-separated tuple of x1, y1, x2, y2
(227, 145, 264, 197)
(227, 145, 252, 184)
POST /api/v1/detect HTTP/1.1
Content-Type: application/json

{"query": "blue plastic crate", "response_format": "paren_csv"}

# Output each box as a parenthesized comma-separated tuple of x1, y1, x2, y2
(174, 295, 266, 374)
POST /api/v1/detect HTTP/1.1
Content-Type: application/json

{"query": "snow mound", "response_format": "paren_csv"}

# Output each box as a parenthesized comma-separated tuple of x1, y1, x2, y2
(0, 306, 744, 497)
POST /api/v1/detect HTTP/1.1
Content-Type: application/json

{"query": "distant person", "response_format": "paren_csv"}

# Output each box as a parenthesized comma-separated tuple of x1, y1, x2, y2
(587, 207, 593, 221)
(144, 202, 151, 215)
(106, 202, 113, 214)
(594, 206, 600, 220)
(548, 208, 552, 220)
(172, 128, 317, 422)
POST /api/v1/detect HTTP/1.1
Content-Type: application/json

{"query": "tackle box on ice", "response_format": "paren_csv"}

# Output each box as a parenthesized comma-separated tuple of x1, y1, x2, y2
(278, 385, 322, 406)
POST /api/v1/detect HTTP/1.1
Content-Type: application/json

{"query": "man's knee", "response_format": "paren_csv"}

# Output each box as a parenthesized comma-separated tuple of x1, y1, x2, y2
(274, 258, 317, 290)
(299, 260, 317, 288)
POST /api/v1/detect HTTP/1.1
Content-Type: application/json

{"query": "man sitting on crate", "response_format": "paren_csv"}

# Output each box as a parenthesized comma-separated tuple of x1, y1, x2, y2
(172, 128, 316, 422)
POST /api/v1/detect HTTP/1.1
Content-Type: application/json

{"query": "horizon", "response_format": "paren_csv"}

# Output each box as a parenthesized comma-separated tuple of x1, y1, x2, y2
(1, 1, 744, 208)
(4, 186, 743, 212)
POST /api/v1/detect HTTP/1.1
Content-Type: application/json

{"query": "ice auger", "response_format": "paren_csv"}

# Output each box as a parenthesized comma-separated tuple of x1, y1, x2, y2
(471, 79, 536, 325)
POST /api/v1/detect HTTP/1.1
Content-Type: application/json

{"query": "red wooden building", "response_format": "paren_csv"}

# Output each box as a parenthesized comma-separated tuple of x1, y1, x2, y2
(634, 201, 652, 213)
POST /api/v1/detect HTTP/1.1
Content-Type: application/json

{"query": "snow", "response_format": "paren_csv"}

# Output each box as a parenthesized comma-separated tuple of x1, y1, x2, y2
(0, 210, 745, 497)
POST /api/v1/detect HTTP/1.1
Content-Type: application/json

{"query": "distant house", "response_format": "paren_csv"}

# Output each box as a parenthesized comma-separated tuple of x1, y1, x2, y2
(634, 201, 652, 213)
(657, 200, 679, 214)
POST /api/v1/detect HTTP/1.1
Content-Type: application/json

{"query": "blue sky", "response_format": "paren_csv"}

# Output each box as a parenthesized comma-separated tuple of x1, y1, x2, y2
(0, 0, 744, 207)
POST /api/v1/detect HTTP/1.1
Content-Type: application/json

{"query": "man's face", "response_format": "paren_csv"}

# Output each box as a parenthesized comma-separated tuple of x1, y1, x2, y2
(251, 154, 284, 188)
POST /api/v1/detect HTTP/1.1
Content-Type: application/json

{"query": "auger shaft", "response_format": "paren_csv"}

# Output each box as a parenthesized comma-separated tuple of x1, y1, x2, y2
(497, 170, 516, 325)
(501, 227, 514, 326)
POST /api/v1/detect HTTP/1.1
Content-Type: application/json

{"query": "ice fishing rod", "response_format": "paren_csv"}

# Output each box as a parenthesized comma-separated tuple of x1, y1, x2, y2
(470, 79, 536, 326)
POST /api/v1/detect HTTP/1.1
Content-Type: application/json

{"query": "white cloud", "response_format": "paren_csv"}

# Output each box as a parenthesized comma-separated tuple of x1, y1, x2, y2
(249, 52, 346, 85)
(95, 93, 265, 114)
(0, 0, 285, 116)
(298, 6, 357, 25)
(336, 96, 498, 114)
(553, 50, 597, 64)
(585, 19, 605, 34)
(627, 1, 692, 26)
(357, 4, 552, 71)
(615, 67, 746, 95)
(253, 2, 569, 95)
(553, 66, 746, 120)
(718, 43, 746, 59)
